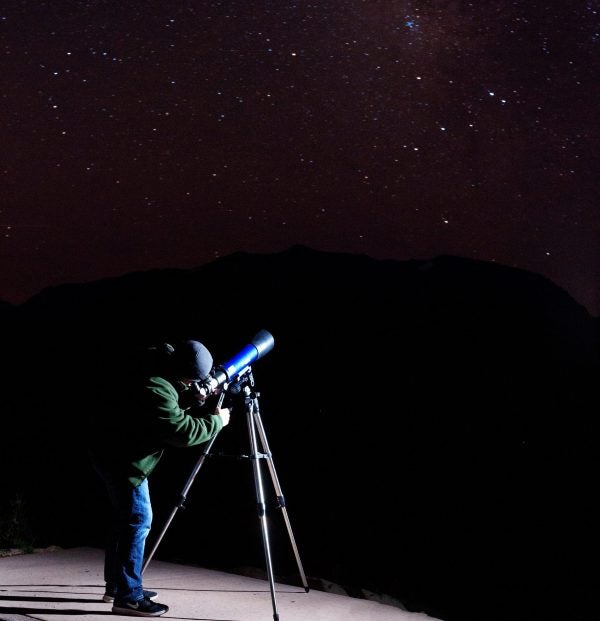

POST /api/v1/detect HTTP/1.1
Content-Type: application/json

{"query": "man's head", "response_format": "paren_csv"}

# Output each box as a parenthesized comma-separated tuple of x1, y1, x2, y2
(170, 340, 213, 382)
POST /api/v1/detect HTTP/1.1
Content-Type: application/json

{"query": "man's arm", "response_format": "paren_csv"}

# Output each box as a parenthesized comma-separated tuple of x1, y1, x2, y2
(144, 377, 230, 447)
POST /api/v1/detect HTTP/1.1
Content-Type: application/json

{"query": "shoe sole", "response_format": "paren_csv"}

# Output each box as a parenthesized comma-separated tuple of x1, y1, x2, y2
(111, 605, 168, 617)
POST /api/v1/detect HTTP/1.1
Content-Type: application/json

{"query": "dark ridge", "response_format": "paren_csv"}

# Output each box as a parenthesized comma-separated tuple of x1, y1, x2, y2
(1, 247, 597, 621)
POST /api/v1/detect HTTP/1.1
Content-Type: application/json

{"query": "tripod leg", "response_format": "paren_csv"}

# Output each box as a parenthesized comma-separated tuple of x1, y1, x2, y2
(252, 401, 310, 592)
(143, 391, 228, 573)
(246, 399, 281, 621)
(142, 500, 180, 575)
(142, 434, 219, 574)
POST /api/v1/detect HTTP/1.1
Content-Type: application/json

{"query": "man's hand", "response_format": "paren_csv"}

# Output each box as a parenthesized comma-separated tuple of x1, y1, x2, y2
(215, 406, 231, 427)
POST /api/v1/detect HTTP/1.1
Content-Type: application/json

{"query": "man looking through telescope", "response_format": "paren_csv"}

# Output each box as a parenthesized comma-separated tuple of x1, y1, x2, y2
(89, 339, 230, 617)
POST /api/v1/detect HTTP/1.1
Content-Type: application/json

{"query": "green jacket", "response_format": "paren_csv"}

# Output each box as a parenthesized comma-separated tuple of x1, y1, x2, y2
(90, 376, 223, 487)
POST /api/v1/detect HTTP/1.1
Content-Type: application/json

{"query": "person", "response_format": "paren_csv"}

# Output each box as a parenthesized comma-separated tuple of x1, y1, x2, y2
(88, 339, 230, 617)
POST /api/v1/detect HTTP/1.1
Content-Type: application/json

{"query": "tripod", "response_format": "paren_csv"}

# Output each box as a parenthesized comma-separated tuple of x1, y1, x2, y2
(142, 368, 309, 621)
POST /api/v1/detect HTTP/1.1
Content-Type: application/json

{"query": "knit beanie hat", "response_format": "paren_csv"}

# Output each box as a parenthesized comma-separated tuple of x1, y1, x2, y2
(171, 340, 213, 381)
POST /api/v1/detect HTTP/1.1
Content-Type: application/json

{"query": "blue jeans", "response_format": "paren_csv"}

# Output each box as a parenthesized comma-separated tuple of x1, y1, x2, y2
(92, 461, 152, 603)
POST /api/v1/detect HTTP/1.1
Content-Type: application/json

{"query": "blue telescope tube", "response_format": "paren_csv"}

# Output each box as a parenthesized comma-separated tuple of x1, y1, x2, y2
(221, 329, 274, 381)
(194, 330, 274, 398)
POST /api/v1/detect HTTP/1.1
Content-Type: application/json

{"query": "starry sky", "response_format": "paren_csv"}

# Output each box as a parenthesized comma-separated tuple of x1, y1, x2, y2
(2, 1, 599, 315)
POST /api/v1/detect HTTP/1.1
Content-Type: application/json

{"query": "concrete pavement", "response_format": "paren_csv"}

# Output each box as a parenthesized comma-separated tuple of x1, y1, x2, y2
(0, 547, 442, 621)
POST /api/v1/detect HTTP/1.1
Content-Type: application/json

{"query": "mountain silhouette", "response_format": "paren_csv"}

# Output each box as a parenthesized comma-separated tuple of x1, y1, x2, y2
(1, 246, 597, 621)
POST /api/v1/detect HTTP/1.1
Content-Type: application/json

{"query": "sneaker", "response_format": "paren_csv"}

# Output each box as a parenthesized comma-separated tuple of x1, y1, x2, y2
(112, 596, 168, 617)
(103, 590, 158, 603)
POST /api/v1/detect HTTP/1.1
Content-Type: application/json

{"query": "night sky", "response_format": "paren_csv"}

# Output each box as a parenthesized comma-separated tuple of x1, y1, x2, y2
(2, 1, 598, 315)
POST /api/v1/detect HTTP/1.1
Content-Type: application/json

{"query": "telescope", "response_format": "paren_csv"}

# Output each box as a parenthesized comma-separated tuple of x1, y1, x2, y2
(193, 329, 274, 399)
